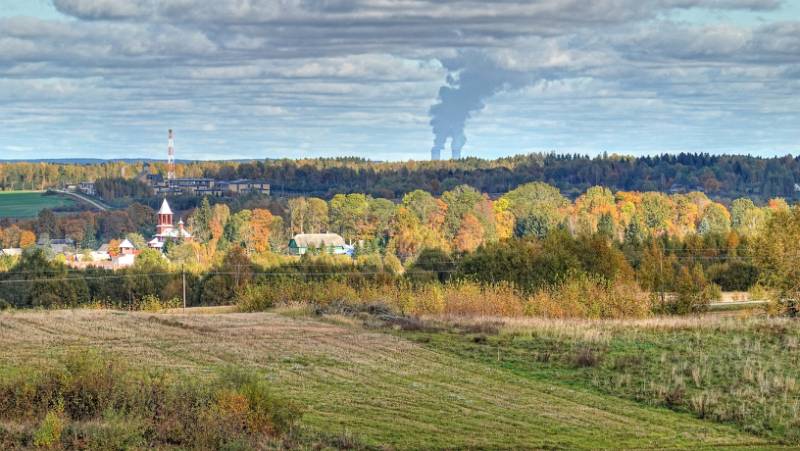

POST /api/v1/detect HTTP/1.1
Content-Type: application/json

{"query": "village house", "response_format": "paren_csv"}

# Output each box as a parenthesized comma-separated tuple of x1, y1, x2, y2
(38, 238, 75, 255)
(91, 244, 111, 262)
(288, 233, 353, 256)
(0, 248, 22, 257)
(111, 239, 137, 268)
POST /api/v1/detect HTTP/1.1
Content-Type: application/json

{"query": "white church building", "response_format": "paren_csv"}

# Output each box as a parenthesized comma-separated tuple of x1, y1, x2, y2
(148, 199, 192, 250)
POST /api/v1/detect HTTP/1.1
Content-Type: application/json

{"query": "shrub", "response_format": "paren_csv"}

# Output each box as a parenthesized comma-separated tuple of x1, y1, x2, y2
(439, 281, 525, 317)
(139, 294, 181, 312)
(33, 406, 64, 449)
(670, 264, 720, 314)
(236, 284, 275, 311)
(0, 352, 302, 450)
(573, 347, 601, 368)
(526, 276, 650, 319)
(70, 410, 147, 450)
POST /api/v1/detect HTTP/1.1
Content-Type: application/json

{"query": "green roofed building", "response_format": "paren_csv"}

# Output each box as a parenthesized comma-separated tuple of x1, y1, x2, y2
(288, 233, 353, 256)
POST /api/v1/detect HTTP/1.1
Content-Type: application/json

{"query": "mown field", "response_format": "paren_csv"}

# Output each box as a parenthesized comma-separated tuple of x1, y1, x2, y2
(0, 191, 76, 218)
(0, 308, 792, 449)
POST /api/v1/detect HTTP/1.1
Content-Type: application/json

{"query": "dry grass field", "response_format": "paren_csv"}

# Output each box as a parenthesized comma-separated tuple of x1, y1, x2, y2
(0, 309, 780, 449)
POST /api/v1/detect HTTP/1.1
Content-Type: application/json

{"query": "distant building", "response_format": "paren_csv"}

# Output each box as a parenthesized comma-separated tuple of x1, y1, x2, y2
(78, 181, 96, 196)
(148, 199, 192, 250)
(216, 179, 270, 196)
(38, 238, 75, 255)
(67, 241, 136, 270)
(138, 160, 270, 198)
(159, 178, 216, 196)
(112, 238, 137, 267)
(288, 233, 353, 256)
(90, 244, 110, 262)
(0, 248, 22, 257)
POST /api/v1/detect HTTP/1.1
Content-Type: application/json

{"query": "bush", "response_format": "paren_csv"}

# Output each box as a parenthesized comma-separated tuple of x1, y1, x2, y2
(236, 284, 276, 311)
(439, 281, 524, 317)
(573, 347, 601, 368)
(526, 275, 650, 319)
(33, 407, 64, 448)
(669, 264, 720, 314)
(69, 410, 147, 450)
(139, 294, 181, 312)
(0, 352, 302, 450)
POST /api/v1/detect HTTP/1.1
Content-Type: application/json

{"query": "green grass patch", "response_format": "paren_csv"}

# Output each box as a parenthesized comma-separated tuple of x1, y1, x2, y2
(0, 191, 76, 218)
(0, 310, 776, 449)
(395, 316, 800, 445)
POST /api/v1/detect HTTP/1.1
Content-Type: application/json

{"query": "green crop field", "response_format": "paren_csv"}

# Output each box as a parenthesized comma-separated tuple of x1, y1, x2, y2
(0, 309, 786, 449)
(0, 191, 76, 218)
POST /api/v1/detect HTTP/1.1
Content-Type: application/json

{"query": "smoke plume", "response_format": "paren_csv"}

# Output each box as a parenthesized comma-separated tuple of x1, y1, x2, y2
(429, 55, 528, 160)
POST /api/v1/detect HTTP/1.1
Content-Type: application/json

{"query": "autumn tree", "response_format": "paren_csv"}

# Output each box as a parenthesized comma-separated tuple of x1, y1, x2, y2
(731, 198, 765, 236)
(698, 202, 731, 236)
(189, 197, 213, 243)
(402, 190, 439, 225)
(751, 207, 800, 314)
(125, 233, 147, 250)
(221, 210, 252, 250)
(637, 241, 677, 310)
(637, 192, 675, 236)
(36, 209, 58, 238)
(441, 185, 482, 239)
(306, 197, 329, 233)
(1, 225, 22, 247)
(247, 209, 273, 254)
(19, 230, 36, 248)
(329, 193, 369, 240)
(454, 213, 484, 253)
(386, 207, 444, 260)
(500, 182, 569, 237)
(288, 197, 309, 235)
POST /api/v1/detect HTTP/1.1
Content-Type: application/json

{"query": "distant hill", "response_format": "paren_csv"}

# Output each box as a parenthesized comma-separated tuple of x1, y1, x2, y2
(1, 153, 798, 202)
(0, 158, 258, 164)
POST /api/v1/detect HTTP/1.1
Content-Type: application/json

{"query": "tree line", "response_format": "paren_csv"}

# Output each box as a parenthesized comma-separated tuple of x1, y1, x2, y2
(2, 181, 799, 315)
(2, 152, 800, 202)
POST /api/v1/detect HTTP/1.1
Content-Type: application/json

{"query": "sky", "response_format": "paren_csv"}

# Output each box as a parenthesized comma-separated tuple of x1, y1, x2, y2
(0, 0, 798, 161)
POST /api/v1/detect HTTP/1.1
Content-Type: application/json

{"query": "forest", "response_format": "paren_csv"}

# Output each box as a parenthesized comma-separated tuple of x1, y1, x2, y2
(1, 181, 798, 316)
(2, 152, 800, 202)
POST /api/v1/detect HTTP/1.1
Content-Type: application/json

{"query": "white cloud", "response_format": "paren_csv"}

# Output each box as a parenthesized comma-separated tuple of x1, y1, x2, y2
(0, 0, 794, 159)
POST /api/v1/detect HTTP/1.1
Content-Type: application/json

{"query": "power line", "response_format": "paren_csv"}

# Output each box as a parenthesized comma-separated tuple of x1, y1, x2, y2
(0, 269, 459, 285)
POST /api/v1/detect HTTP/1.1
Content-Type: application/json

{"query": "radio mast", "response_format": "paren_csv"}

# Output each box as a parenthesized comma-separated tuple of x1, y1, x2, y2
(167, 129, 175, 182)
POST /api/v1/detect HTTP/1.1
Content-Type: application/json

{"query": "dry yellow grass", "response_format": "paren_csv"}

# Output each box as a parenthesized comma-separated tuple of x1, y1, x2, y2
(0, 309, 774, 449)
(425, 312, 776, 341)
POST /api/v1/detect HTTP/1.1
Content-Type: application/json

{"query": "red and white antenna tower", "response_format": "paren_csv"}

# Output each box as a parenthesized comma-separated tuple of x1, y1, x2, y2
(167, 129, 175, 182)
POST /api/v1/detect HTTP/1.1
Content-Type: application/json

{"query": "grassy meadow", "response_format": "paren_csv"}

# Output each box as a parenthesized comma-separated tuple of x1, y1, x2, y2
(0, 308, 793, 449)
(0, 191, 76, 218)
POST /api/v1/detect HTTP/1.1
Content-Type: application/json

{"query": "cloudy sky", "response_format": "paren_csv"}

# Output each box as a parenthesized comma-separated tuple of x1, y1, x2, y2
(0, 0, 798, 161)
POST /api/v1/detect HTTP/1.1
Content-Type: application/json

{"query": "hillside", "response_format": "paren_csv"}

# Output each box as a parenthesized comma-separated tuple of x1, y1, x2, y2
(0, 191, 78, 219)
(0, 309, 773, 449)
(3, 153, 800, 201)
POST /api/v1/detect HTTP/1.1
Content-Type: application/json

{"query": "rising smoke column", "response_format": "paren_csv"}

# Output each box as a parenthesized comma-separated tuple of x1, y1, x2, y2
(429, 55, 528, 160)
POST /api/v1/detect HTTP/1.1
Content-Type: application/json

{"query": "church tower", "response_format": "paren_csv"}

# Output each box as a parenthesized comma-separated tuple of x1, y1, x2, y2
(156, 198, 174, 236)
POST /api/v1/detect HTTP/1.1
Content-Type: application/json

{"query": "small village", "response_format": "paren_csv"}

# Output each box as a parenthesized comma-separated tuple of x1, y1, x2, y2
(1, 196, 353, 269)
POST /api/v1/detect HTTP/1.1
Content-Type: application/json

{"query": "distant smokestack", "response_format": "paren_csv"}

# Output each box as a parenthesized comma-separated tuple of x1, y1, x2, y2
(431, 146, 441, 161)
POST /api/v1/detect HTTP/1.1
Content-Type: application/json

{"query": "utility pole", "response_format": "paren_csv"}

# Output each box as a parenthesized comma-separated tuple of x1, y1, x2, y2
(182, 265, 187, 310)
(659, 250, 665, 311)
